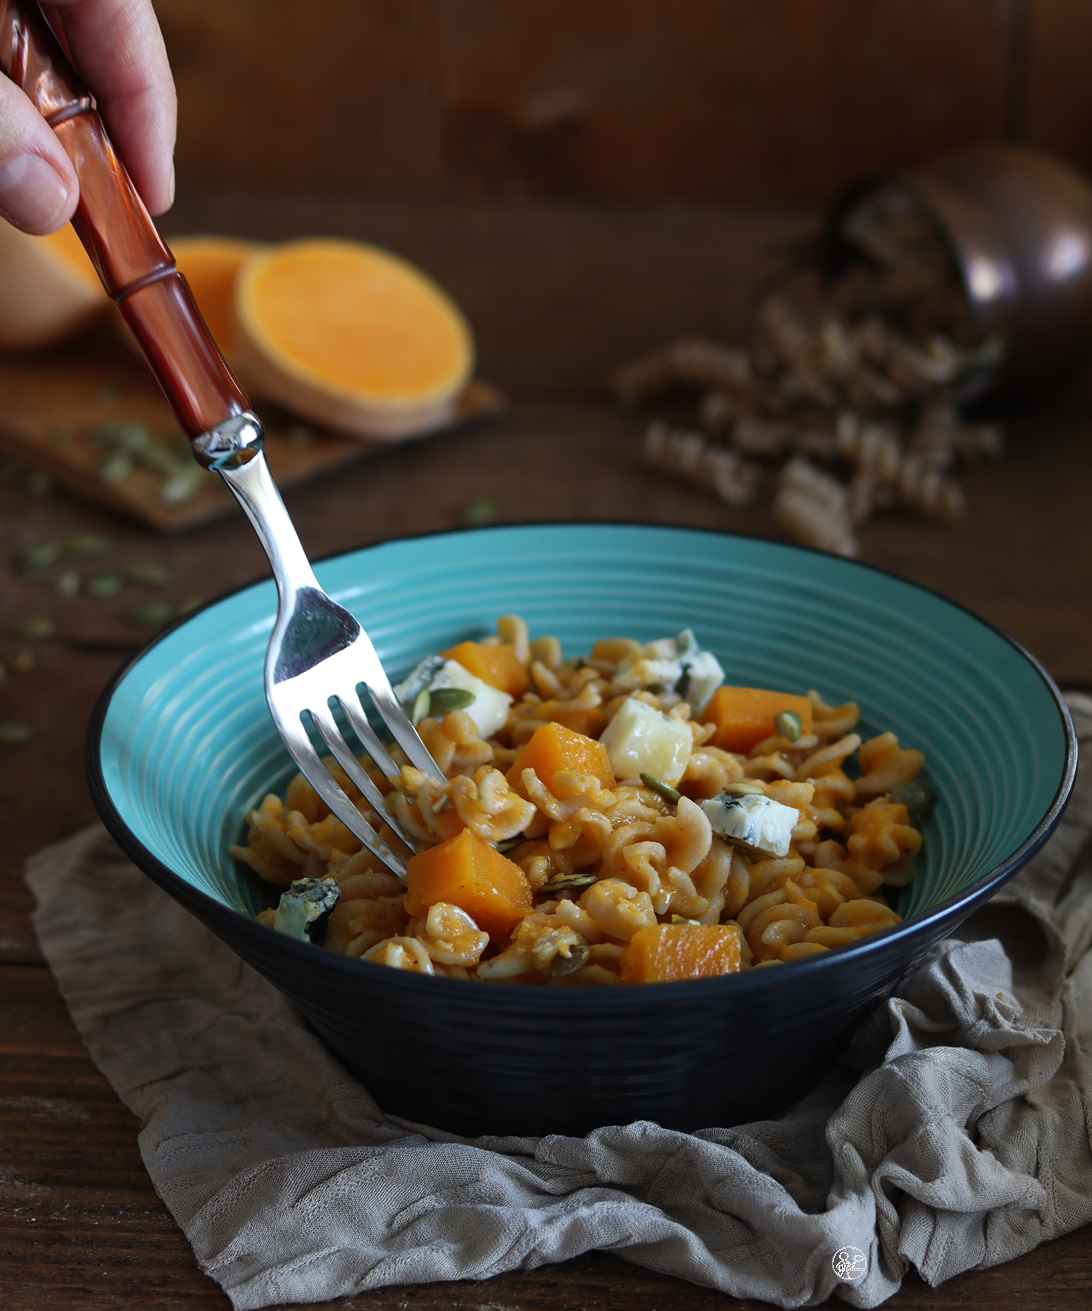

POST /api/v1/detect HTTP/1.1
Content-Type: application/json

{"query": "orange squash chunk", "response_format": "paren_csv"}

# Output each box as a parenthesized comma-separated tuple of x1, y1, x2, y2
(702, 685, 813, 754)
(441, 640, 530, 698)
(620, 923, 743, 983)
(404, 829, 532, 939)
(505, 721, 615, 795)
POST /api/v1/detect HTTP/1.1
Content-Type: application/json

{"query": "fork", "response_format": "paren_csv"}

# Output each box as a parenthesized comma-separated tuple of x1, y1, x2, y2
(3, 0, 443, 878)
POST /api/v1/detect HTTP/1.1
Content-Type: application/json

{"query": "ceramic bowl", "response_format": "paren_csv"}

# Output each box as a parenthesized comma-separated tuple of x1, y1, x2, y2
(87, 524, 1075, 1136)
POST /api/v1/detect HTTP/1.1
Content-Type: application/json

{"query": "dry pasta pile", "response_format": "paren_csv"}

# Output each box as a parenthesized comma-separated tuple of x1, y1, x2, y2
(232, 616, 930, 985)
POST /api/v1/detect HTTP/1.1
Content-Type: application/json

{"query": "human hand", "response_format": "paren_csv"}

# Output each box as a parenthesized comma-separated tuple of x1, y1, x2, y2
(0, 0, 176, 234)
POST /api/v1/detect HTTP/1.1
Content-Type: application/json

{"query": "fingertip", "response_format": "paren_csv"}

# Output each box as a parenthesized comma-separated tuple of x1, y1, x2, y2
(0, 151, 78, 235)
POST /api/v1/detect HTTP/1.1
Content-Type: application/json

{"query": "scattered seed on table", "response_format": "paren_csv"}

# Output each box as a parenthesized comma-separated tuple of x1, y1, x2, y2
(125, 562, 171, 587)
(159, 469, 204, 505)
(64, 533, 110, 558)
(27, 471, 52, 496)
(85, 571, 123, 599)
(460, 496, 497, 525)
(0, 644, 35, 671)
(15, 541, 64, 573)
(128, 599, 175, 628)
(0, 721, 33, 745)
(5, 615, 54, 641)
(176, 597, 205, 615)
(99, 451, 133, 484)
(53, 569, 81, 598)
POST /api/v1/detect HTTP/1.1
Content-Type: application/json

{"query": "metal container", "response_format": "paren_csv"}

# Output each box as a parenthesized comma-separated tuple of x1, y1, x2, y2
(824, 146, 1092, 401)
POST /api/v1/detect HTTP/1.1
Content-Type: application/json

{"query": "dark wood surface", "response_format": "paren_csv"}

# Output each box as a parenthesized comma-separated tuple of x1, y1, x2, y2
(3, 196, 1092, 1309)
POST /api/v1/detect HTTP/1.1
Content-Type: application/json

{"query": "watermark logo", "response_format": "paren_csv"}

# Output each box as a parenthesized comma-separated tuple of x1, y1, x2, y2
(832, 1245, 868, 1283)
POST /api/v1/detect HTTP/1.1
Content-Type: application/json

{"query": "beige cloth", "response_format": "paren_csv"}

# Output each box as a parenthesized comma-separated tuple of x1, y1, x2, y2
(27, 693, 1092, 1309)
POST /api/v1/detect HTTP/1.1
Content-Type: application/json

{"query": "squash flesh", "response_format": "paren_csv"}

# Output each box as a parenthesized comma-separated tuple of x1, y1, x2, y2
(505, 721, 615, 795)
(620, 922, 744, 983)
(404, 828, 532, 940)
(441, 640, 530, 698)
(172, 236, 262, 358)
(702, 686, 813, 754)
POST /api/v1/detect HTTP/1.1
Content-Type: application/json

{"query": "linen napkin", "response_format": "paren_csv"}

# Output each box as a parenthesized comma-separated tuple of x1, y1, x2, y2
(27, 693, 1092, 1310)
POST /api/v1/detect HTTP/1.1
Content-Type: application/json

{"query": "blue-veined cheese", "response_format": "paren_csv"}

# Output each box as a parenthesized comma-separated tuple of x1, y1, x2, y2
(699, 792, 797, 858)
(600, 696, 692, 784)
(394, 654, 512, 738)
(273, 875, 341, 942)
(611, 629, 724, 712)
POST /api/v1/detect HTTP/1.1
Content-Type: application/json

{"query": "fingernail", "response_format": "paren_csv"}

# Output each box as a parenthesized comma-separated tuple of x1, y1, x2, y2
(0, 153, 70, 233)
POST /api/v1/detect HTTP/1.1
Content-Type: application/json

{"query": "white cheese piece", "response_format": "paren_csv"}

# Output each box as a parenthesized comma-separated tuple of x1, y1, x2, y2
(600, 697, 692, 784)
(699, 792, 798, 858)
(394, 655, 511, 738)
(273, 876, 341, 943)
(611, 629, 724, 713)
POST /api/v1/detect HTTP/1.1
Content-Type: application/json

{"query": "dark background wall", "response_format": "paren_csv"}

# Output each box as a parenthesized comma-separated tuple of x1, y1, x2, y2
(156, 0, 1091, 204)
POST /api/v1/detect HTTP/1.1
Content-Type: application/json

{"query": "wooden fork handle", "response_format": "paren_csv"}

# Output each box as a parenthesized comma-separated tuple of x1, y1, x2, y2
(0, 0, 251, 439)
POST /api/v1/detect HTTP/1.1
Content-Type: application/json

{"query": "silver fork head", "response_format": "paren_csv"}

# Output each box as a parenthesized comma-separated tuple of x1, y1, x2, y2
(216, 441, 445, 882)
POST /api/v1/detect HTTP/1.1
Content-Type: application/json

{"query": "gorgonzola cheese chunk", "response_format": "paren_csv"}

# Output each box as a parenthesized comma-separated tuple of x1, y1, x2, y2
(394, 655, 512, 738)
(612, 628, 724, 712)
(273, 875, 341, 943)
(600, 696, 692, 784)
(699, 792, 797, 858)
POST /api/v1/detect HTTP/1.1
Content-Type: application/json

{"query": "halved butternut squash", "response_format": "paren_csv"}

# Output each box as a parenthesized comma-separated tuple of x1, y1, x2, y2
(0, 219, 106, 349)
(172, 236, 263, 360)
(234, 238, 474, 439)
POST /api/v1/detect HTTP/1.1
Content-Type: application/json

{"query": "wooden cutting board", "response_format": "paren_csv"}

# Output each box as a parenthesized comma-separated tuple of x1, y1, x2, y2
(0, 338, 502, 531)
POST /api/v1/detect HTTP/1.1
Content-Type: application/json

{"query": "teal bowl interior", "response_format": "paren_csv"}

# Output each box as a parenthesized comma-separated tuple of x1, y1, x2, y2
(96, 523, 1073, 940)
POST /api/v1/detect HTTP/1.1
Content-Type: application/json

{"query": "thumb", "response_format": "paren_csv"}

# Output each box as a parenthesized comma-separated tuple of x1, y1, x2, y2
(0, 74, 79, 234)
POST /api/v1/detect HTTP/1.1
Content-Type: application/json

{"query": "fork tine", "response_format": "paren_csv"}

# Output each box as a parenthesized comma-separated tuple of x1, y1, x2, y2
(346, 632, 445, 780)
(308, 703, 419, 850)
(334, 693, 401, 782)
(272, 707, 409, 880)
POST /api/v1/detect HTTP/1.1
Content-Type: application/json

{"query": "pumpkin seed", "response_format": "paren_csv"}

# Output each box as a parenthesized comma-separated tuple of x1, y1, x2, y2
(640, 772, 681, 804)
(539, 873, 598, 893)
(411, 689, 431, 725)
(0, 721, 33, 745)
(15, 541, 64, 573)
(64, 533, 110, 558)
(159, 469, 203, 505)
(671, 915, 702, 925)
(176, 596, 204, 615)
(90, 419, 152, 452)
(891, 779, 937, 816)
(99, 451, 133, 484)
(85, 571, 123, 599)
(125, 562, 171, 588)
(721, 781, 766, 796)
(53, 569, 81, 598)
(5, 614, 54, 641)
(774, 710, 803, 742)
(0, 643, 34, 672)
(548, 940, 590, 977)
(428, 687, 476, 717)
(460, 496, 497, 526)
(128, 599, 175, 628)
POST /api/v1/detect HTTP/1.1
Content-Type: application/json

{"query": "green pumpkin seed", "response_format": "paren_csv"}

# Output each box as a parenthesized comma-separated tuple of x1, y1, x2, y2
(428, 687, 476, 717)
(53, 569, 81, 598)
(176, 596, 204, 615)
(891, 779, 937, 816)
(721, 781, 766, 796)
(0, 721, 33, 745)
(159, 469, 203, 505)
(460, 496, 497, 526)
(64, 533, 110, 558)
(539, 873, 598, 894)
(90, 419, 152, 452)
(125, 562, 171, 588)
(0, 644, 35, 672)
(99, 451, 133, 484)
(5, 615, 54, 641)
(85, 571, 123, 599)
(774, 710, 803, 742)
(15, 541, 64, 573)
(548, 940, 590, 977)
(128, 599, 175, 628)
(640, 772, 682, 804)
(411, 689, 431, 725)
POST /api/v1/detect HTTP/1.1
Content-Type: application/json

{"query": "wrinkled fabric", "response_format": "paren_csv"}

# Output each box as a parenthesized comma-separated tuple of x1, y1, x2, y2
(27, 693, 1092, 1309)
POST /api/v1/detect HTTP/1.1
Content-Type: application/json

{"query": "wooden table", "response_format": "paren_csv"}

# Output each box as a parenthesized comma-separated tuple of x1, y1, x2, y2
(3, 197, 1092, 1309)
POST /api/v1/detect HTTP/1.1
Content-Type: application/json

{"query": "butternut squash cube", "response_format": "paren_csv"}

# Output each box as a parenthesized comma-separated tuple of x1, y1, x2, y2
(702, 685, 813, 755)
(441, 640, 530, 698)
(619, 922, 744, 983)
(404, 829, 532, 940)
(505, 721, 615, 796)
